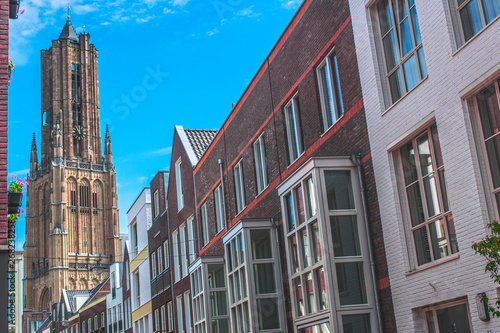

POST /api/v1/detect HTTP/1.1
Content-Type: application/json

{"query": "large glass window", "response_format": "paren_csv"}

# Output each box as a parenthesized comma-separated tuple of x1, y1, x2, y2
(254, 134, 269, 193)
(317, 51, 344, 130)
(234, 161, 246, 213)
(177, 296, 184, 333)
(175, 159, 184, 211)
(285, 96, 304, 163)
(397, 124, 458, 266)
(424, 300, 472, 333)
(173, 230, 180, 282)
(192, 266, 206, 333)
(472, 80, 500, 217)
(201, 202, 210, 246)
(449, 0, 500, 47)
(188, 217, 196, 264)
(214, 185, 225, 232)
(374, 0, 427, 106)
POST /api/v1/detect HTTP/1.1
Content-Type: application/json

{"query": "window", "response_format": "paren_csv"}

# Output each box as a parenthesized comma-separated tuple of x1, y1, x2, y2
(234, 161, 246, 213)
(396, 124, 458, 266)
(94, 315, 98, 330)
(88, 318, 91, 333)
(187, 217, 196, 264)
(111, 271, 116, 298)
(449, 0, 500, 47)
(152, 252, 157, 278)
(134, 271, 141, 307)
(177, 296, 184, 333)
(201, 203, 210, 245)
(279, 158, 378, 332)
(154, 190, 160, 218)
(108, 309, 112, 332)
(173, 230, 180, 282)
(214, 185, 225, 232)
(131, 222, 138, 253)
(184, 291, 192, 333)
(285, 96, 304, 163)
(373, 0, 427, 106)
(176, 159, 184, 211)
(317, 51, 344, 130)
(158, 247, 163, 273)
(125, 263, 130, 290)
(161, 305, 167, 333)
(180, 224, 188, 278)
(470, 80, 500, 218)
(118, 304, 122, 332)
(164, 240, 170, 270)
(101, 312, 105, 329)
(82, 321, 85, 333)
(168, 302, 173, 332)
(192, 266, 207, 332)
(253, 134, 269, 194)
(423, 299, 472, 332)
(155, 309, 160, 333)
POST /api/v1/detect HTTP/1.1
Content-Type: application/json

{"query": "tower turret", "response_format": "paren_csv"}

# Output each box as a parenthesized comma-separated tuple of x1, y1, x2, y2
(30, 133, 38, 172)
(104, 124, 113, 169)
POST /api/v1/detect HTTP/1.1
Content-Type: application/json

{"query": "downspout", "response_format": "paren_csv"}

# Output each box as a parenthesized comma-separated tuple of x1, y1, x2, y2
(271, 216, 289, 333)
(218, 159, 228, 228)
(350, 154, 383, 333)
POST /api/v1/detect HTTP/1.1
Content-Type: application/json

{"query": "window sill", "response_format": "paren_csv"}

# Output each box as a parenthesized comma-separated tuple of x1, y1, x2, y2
(255, 184, 270, 199)
(381, 76, 429, 117)
(405, 253, 460, 277)
(320, 113, 345, 138)
(452, 15, 500, 57)
(287, 150, 306, 170)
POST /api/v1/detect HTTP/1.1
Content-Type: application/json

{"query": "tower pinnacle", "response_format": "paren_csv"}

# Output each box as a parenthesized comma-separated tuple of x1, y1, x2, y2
(30, 132, 38, 172)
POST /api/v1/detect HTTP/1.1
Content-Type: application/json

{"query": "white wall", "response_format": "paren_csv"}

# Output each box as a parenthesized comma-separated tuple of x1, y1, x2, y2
(349, 0, 500, 331)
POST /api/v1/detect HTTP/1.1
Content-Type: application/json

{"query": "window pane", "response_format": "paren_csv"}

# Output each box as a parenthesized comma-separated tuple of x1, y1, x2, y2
(413, 226, 431, 265)
(298, 323, 331, 333)
(239, 233, 245, 264)
(417, 47, 427, 78)
(315, 267, 328, 310)
(289, 235, 299, 274)
(483, 0, 500, 24)
(241, 267, 248, 299)
(382, 32, 399, 71)
(410, 4, 421, 45)
(254, 263, 276, 294)
(305, 177, 317, 218)
(399, 15, 413, 57)
(300, 228, 310, 268)
(209, 291, 228, 317)
(342, 314, 371, 333)
(286, 193, 296, 231)
(325, 171, 355, 210)
(426, 311, 437, 333)
(331, 215, 361, 257)
(407, 183, 425, 227)
(332, 55, 344, 119)
(401, 141, 418, 185)
(336, 262, 367, 305)
(296, 185, 306, 224)
(257, 298, 280, 330)
(460, 0, 483, 42)
(429, 219, 449, 260)
(311, 222, 323, 263)
(389, 68, 404, 103)
(485, 135, 500, 189)
(448, 215, 460, 254)
(319, 64, 334, 128)
(477, 84, 500, 139)
(423, 174, 441, 218)
(251, 229, 273, 259)
(436, 303, 471, 333)
(212, 319, 229, 333)
(305, 272, 317, 314)
(402, 54, 419, 91)
(207, 264, 225, 289)
(293, 277, 304, 317)
(417, 132, 434, 176)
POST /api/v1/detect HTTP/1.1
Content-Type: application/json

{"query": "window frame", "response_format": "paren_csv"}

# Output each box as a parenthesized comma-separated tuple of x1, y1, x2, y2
(201, 202, 210, 246)
(176, 295, 184, 333)
(284, 95, 305, 164)
(422, 298, 473, 333)
(317, 50, 344, 131)
(187, 216, 196, 264)
(234, 160, 246, 214)
(180, 223, 189, 278)
(167, 301, 174, 332)
(372, 0, 428, 107)
(153, 190, 160, 219)
(164, 240, 170, 270)
(253, 133, 269, 194)
(151, 251, 157, 278)
(214, 184, 225, 233)
(173, 229, 181, 282)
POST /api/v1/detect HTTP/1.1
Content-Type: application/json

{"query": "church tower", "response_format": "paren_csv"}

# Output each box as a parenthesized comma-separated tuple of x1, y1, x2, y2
(23, 18, 122, 312)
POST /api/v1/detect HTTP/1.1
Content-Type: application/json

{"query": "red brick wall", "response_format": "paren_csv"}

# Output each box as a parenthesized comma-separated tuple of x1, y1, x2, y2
(0, 0, 10, 249)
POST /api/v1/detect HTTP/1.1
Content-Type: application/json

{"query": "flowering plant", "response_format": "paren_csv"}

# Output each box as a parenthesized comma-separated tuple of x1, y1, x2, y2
(8, 208, 24, 221)
(9, 174, 28, 193)
(8, 57, 15, 84)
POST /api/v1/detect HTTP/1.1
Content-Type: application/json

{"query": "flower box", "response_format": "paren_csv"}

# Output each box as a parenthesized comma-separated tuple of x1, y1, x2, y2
(8, 191, 23, 214)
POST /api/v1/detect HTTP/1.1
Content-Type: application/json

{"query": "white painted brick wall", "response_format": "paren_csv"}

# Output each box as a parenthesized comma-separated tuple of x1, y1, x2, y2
(349, 0, 500, 331)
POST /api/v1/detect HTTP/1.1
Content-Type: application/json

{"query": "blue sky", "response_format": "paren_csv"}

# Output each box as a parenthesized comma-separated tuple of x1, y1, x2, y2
(8, 0, 302, 250)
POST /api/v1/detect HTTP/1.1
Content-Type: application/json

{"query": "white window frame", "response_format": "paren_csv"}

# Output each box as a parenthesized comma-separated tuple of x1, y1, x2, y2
(155, 308, 160, 333)
(164, 240, 170, 270)
(161, 305, 167, 333)
(180, 223, 189, 278)
(214, 184, 225, 232)
(234, 160, 246, 214)
(184, 291, 192, 333)
(253, 134, 269, 194)
(168, 301, 173, 332)
(176, 158, 184, 211)
(422, 298, 473, 333)
(317, 50, 344, 131)
(201, 203, 210, 246)
(154, 190, 160, 219)
(187, 217, 196, 264)
(101, 312, 105, 330)
(151, 251, 157, 278)
(157, 247, 163, 273)
(284, 96, 304, 163)
(173, 229, 180, 282)
(177, 296, 184, 333)
(134, 271, 140, 307)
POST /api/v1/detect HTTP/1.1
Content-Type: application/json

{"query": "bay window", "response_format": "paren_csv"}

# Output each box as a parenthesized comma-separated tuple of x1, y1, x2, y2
(278, 157, 379, 332)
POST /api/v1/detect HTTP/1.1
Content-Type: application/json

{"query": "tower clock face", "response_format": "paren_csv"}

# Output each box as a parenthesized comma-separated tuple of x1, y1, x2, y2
(72, 125, 86, 140)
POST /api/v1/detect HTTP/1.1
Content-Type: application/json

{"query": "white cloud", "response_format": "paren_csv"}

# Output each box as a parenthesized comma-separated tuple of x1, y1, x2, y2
(163, 7, 177, 14)
(237, 6, 260, 18)
(101, 22, 111, 26)
(136, 15, 155, 23)
(170, 0, 190, 7)
(137, 176, 148, 182)
(281, 0, 302, 10)
(145, 147, 172, 156)
(206, 28, 219, 36)
(73, 4, 98, 15)
(8, 169, 30, 178)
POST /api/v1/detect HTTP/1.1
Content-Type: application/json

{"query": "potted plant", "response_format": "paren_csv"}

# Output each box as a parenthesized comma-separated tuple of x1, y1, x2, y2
(8, 175, 27, 214)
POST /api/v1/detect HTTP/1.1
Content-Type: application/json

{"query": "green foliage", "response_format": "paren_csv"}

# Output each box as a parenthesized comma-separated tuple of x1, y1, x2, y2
(472, 220, 500, 317)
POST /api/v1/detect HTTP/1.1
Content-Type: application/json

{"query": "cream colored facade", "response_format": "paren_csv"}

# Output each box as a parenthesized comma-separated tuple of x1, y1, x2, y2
(23, 19, 121, 313)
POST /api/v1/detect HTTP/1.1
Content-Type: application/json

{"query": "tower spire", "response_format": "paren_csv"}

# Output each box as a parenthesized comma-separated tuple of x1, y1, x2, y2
(105, 125, 113, 168)
(30, 132, 38, 172)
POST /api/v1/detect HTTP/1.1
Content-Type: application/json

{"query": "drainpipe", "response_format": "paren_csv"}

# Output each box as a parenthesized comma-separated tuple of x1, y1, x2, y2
(271, 216, 289, 333)
(350, 154, 383, 333)
(218, 159, 228, 229)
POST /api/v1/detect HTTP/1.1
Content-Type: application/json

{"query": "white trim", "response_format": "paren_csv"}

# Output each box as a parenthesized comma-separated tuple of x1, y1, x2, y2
(176, 125, 199, 167)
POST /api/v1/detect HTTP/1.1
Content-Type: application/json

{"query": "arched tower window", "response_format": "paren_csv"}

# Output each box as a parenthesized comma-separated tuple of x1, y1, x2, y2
(67, 178, 77, 214)
(92, 181, 103, 209)
(79, 179, 90, 208)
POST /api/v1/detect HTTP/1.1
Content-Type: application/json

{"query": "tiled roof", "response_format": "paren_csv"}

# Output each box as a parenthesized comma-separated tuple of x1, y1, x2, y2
(65, 289, 90, 313)
(80, 280, 108, 308)
(35, 315, 52, 333)
(59, 20, 79, 42)
(184, 129, 217, 161)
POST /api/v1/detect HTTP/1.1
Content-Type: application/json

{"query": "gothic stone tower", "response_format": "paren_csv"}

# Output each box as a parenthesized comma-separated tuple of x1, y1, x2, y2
(23, 19, 122, 312)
